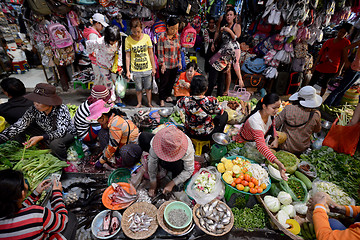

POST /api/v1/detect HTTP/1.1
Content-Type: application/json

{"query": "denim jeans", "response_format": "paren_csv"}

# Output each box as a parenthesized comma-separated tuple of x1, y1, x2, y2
(324, 69, 360, 106)
(329, 213, 360, 230)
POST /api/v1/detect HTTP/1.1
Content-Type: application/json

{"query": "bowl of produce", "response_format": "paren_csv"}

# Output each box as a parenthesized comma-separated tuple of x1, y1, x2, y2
(212, 133, 230, 146)
(158, 108, 173, 118)
(91, 210, 122, 239)
(164, 201, 192, 230)
(267, 151, 300, 174)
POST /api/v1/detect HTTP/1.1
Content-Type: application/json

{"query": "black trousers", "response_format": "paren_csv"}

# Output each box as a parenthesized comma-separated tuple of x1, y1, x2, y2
(206, 66, 225, 96)
(159, 67, 178, 101)
(61, 211, 78, 240)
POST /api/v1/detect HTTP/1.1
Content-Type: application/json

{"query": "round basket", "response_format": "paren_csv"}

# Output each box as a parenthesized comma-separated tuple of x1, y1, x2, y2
(192, 199, 234, 236)
(107, 168, 131, 186)
(157, 201, 194, 236)
(121, 202, 158, 239)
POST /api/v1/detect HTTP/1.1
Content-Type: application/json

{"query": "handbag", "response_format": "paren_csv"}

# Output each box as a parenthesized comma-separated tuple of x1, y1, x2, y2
(115, 75, 127, 99)
(243, 74, 266, 89)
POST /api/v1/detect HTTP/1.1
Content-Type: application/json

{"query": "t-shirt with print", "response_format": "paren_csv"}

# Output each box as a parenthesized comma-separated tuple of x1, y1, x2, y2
(316, 38, 351, 73)
(125, 34, 153, 73)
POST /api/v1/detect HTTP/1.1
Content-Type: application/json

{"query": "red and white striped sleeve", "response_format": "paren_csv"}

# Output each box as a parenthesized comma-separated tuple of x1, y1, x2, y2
(43, 190, 68, 234)
(253, 129, 277, 163)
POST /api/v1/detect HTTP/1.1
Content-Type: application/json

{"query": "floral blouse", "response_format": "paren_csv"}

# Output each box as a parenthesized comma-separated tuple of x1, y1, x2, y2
(177, 96, 223, 135)
(86, 37, 122, 70)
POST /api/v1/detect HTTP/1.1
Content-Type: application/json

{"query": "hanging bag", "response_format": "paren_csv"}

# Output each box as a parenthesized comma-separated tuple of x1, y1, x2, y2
(115, 75, 127, 99)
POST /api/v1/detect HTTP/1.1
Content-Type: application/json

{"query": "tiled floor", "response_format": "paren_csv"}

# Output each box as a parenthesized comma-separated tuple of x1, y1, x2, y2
(9, 68, 51, 89)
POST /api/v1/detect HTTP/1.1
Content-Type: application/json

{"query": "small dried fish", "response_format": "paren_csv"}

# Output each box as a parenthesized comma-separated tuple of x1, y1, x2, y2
(127, 212, 153, 233)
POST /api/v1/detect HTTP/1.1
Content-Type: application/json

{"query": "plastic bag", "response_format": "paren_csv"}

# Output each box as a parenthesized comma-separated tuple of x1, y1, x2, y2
(297, 161, 317, 179)
(152, 76, 158, 94)
(186, 166, 224, 205)
(115, 75, 127, 99)
(311, 179, 355, 206)
(240, 142, 266, 163)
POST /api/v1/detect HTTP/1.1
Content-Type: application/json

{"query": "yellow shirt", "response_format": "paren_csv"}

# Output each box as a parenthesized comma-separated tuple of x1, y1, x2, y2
(125, 34, 153, 72)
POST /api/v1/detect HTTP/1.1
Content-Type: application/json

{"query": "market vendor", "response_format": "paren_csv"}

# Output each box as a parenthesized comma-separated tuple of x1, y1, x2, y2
(0, 83, 76, 161)
(309, 191, 360, 240)
(74, 85, 112, 144)
(275, 86, 322, 155)
(87, 100, 139, 169)
(177, 75, 228, 141)
(235, 93, 288, 180)
(138, 125, 195, 197)
(173, 61, 201, 98)
(0, 169, 77, 240)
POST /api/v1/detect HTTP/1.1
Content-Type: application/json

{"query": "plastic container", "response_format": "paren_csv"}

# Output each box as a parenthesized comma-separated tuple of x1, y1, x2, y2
(164, 201, 192, 230)
(73, 137, 84, 159)
(107, 168, 131, 186)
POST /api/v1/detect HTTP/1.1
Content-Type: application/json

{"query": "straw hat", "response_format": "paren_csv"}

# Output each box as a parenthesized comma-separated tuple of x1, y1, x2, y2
(87, 99, 112, 121)
(152, 125, 188, 162)
(25, 83, 62, 106)
(289, 86, 323, 108)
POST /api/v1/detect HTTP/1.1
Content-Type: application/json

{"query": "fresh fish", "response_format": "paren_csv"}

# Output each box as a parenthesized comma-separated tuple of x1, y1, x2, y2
(222, 216, 230, 225)
(199, 218, 206, 228)
(217, 224, 225, 229)
(195, 208, 201, 219)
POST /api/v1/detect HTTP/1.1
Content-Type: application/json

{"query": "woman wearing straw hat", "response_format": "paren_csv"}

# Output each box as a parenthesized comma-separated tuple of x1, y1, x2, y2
(0, 83, 76, 161)
(87, 100, 139, 170)
(138, 125, 195, 197)
(275, 86, 322, 155)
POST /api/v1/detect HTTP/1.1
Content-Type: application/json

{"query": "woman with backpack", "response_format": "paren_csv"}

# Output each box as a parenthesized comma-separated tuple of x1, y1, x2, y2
(235, 93, 287, 180)
(83, 13, 108, 85)
(86, 25, 125, 106)
(157, 17, 182, 107)
(125, 18, 156, 108)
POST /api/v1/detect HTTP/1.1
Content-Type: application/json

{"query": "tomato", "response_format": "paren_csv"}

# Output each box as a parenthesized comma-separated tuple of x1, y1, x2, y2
(250, 187, 257, 194)
(248, 182, 255, 188)
(245, 171, 252, 177)
(260, 183, 267, 189)
(243, 186, 250, 192)
(257, 187, 263, 194)
(239, 173, 245, 180)
(241, 180, 249, 186)
(242, 167, 248, 173)
(251, 178, 259, 186)
(231, 182, 236, 187)
(236, 184, 244, 191)
(244, 174, 251, 182)
(234, 178, 241, 184)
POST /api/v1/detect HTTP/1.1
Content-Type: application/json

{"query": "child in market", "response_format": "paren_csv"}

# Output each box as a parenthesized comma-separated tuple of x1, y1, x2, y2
(86, 25, 125, 107)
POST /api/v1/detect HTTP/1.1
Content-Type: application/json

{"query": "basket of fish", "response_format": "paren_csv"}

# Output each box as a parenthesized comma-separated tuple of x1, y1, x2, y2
(193, 199, 234, 236)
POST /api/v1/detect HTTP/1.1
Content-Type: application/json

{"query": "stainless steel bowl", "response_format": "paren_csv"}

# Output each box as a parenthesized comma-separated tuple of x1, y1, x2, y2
(212, 133, 230, 145)
(158, 108, 173, 118)
(321, 120, 332, 130)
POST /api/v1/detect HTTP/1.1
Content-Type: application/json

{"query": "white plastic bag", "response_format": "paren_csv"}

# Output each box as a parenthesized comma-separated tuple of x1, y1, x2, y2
(186, 166, 225, 205)
(152, 76, 158, 94)
(115, 75, 127, 98)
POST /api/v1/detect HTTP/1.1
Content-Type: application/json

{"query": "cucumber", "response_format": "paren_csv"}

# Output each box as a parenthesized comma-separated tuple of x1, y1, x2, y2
(295, 171, 312, 190)
(269, 182, 281, 197)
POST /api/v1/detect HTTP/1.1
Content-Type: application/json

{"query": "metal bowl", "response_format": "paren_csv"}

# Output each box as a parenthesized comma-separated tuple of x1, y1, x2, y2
(321, 120, 332, 130)
(158, 108, 173, 118)
(91, 210, 122, 239)
(212, 133, 230, 146)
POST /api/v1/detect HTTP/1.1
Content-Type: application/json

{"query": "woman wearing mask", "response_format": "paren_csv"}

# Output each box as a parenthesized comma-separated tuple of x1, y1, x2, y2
(125, 18, 156, 108)
(235, 93, 287, 180)
(157, 17, 182, 107)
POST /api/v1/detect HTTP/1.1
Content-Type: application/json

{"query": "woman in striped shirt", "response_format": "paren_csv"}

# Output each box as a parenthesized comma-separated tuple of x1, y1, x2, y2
(0, 169, 70, 239)
(235, 93, 288, 181)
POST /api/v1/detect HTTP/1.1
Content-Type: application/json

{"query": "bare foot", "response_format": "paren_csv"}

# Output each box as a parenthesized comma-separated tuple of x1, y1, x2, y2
(148, 104, 154, 108)
(166, 97, 173, 102)
(135, 104, 142, 108)
(160, 100, 165, 107)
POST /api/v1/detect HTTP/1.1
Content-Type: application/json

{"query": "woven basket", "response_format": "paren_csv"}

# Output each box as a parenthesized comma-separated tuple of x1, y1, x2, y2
(157, 200, 194, 236)
(121, 202, 158, 239)
(192, 199, 234, 236)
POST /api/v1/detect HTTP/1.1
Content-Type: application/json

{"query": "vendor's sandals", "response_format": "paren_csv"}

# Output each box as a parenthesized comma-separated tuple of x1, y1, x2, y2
(223, 91, 229, 96)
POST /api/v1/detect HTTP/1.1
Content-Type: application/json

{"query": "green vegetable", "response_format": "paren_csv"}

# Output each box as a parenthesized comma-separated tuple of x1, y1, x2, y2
(234, 195, 247, 209)
(268, 151, 300, 174)
(217, 96, 243, 103)
(269, 183, 281, 197)
(227, 142, 244, 152)
(294, 171, 312, 190)
(308, 222, 316, 239)
(232, 204, 267, 231)
(301, 224, 312, 240)
(279, 178, 308, 202)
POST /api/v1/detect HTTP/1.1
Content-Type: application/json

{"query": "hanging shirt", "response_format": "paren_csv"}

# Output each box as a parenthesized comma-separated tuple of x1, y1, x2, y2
(125, 34, 153, 73)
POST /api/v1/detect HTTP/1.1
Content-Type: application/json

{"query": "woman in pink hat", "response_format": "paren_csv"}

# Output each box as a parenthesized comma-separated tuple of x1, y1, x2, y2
(87, 100, 139, 170)
(138, 125, 195, 197)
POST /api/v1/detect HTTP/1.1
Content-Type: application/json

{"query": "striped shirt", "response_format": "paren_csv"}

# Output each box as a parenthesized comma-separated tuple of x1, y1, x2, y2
(235, 111, 278, 163)
(157, 32, 181, 69)
(74, 101, 91, 139)
(0, 190, 68, 240)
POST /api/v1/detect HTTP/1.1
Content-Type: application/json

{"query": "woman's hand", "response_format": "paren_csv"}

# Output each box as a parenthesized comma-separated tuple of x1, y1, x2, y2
(24, 136, 43, 148)
(35, 179, 51, 194)
(178, 62, 182, 70)
(269, 137, 279, 149)
(211, 43, 215, 52)
(163, 181, 175, 194)
(149, 181, 157, 197)
(126, 72, 131, 80)
(152, 67, 156, 76)
(161, 65, 166, 74)
(52, 178, 63, 192)
(275, 160, 288, 181)
(238, 79, 244, 88)
(222, 26, 231, 33)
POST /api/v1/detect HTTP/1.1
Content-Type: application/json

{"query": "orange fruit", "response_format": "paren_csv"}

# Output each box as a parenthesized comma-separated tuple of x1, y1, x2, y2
(249, 182, 255, 188)
(242, 167, 248, 173)
(257, 187, 263, 194)
(234, 178, 241, 184)
(231, 182, 236, 187)
(236, 184, 245, 191)
(241, 180, 249, 186)
(250, 187, 257, 194)
(252, 178, 259, 186)
(244, 174, 251, 182)
(239, 173, 245, 180)
(260, 183, 267, 189)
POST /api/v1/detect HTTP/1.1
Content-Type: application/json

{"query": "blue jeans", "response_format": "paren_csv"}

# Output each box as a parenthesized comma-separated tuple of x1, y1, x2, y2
(329, 213, 360, 230)
(324, 69, 360, 106)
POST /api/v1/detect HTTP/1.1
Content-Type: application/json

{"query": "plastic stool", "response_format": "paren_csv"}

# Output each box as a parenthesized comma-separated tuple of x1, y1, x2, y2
(88, 81, 94, 89)
(191, 138, 210, 156)
(73, 81, 87, 89)
(189, 56, 197, 64)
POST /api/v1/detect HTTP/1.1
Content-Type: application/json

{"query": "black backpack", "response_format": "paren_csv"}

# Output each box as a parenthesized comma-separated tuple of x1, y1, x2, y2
(179, 0, 200, 16)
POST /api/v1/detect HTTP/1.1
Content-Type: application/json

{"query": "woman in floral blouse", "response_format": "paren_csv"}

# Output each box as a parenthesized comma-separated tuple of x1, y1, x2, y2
(177, 75, 228, 140)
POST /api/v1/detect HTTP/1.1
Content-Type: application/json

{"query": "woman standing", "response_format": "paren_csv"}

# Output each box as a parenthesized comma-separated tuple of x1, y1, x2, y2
(203, 17, 217, 74)
(235, 93, 287, 180)
(157, 17, 182, 107)
(125, 18, 156, 108)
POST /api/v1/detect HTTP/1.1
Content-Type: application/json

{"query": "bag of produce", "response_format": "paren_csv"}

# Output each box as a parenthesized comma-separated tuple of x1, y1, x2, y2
(186, 166, 225, 205)
(279, 177, 308, 203)
(311, 179, 355, 206)
(267, 150, 300, 174)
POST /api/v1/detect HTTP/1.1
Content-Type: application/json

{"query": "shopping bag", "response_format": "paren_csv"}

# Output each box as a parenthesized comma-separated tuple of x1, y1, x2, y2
(115, 75, 127, 99)
(322, 118, 360, 156)
(152, 77, 158, 94)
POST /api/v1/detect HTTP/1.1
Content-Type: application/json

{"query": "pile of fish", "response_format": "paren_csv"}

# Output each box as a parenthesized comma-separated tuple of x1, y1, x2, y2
(195, 200, 231, 235)
(108, 183, 138, 205)
(128, 212, 153, 233)
(97, 211, 120, 237)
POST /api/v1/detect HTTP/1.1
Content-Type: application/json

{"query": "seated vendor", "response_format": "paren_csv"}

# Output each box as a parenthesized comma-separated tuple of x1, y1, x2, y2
(138, 125, 195, 197)
(0, 77, 33, 124)
(0, 83, 76, 161)
(0, 169, 77, 240)
(87, 100, 139, 170)
(275, 86, 322, 155)
(177, 74, 228, 141)
(235, 93, 287, 180)
(309, 191, 360, 240)
(173, 61, 200, 98)
(74, 85, 112, 144)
